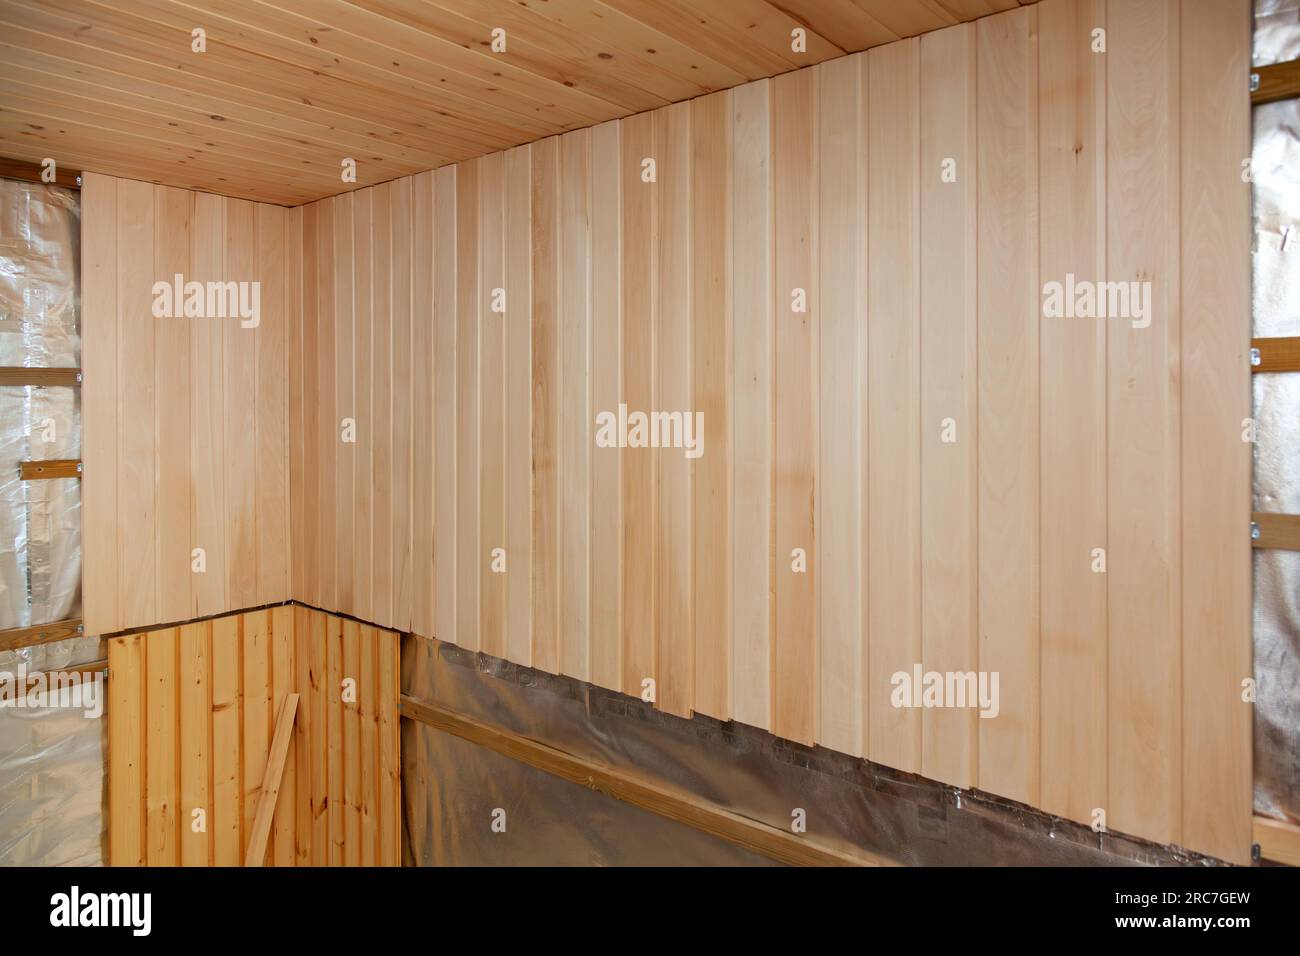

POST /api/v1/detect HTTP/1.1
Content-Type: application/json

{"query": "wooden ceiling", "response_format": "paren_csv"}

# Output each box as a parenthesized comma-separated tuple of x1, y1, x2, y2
(0, 0, 1028, 206)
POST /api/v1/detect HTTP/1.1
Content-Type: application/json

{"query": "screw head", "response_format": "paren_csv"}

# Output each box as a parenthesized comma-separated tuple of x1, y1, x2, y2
(1250, 347, 1262, 367)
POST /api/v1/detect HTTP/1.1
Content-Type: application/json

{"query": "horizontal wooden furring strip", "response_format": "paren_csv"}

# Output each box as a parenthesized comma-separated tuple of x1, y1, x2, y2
(19, 459, 81, 480)
(1255, 815, 1300, 867)
(0, 618, 84, 653)
(399, 693, 895, 867)
(1253, 59, 1300, 106)
(0, 155, 81, 190)
(0, 367, 82, 387)
(1251, 337, 1300, 373)
(1252, 513, 1300, 551)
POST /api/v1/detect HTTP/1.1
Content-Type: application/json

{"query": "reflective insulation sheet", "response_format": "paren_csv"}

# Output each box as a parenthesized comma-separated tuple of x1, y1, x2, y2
(403, 636, 1203, 866)
(0, 636, 104, 866)
(1252, 0, 1300, 825)
(0, 178, 81, 628)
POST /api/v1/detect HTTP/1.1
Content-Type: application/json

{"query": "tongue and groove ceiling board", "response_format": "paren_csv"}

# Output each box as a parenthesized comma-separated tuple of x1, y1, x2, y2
(0, 0, 1025, 205)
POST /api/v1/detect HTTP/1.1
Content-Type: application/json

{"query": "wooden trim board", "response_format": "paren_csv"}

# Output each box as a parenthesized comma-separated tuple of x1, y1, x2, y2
(1255, 816, 1300, 866)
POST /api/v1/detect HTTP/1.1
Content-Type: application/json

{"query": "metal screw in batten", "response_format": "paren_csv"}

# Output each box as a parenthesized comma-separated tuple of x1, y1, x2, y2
(1251, 521, 1261, 541)
(76, 462, 83, 474)
(1250, 72, 1260, 93)
(1250, 347, 1261, 367)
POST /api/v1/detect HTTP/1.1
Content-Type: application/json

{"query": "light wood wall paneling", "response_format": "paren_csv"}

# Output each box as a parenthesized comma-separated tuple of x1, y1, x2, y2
(1106, 0, 1181, 847)
(412, 171, 436, 639)
(257, 204, 291, 606)
(772, 69, 817, 745)
(532, 138, 561, 673)
(80, 173, 119, 636)
(815, 54, 864, 757)
(117, 178, 157, 628)
(619, 113, 655, 699)
(559, 128, 592, 681)
(392, 176, 415, 630)
(191, 192, 228, 619)
(372, 182, 396, 631)
(225, 199, 259, 611)
(317, 198, 337, 613)
(155, 186, 192, 624)
(1180, 0, 1253, 865)
(288, 207, 306, 605)
(300, 202, 321, 612)
(481, 150, 509, 662)
(730, 80, 774, 733)
(590, 120, 623, 691)
(505, 145, 535, 667)
(691, 90, 733, 721)
(352, 190, 374, 624)
(654, 101, 694, 719)
(1038, 0, 1107, 822)
(335, 193, 357, 615)
(434, 166, 459, 649)
(976, 6, 1039, 806)
(457, 159, 482, 651)
(866, 38, 921, 771)
(919, 23, 978, 788)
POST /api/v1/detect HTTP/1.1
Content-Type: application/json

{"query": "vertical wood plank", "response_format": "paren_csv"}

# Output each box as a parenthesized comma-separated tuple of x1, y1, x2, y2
(178, 622, 210, 866)
(412, 172, 436, 639)
(457, 160, 482, 652)
(288, 207, 305, 604)
(117, 178, 157, 629)
(772, 70, 817, 744)
(505, 145, 534, 667)
(335, 194, 356, 616)
(619, 115, 655, 699)
(691, 91, 732, 720)
(108, 633, 144, 865)
(326, 612, 344, 865)
(145, 629, 178, 865)
(377, 629, 398, 866)
(654, 101, 693, 718)
(1038, 0, 1107, 821)
(434, 167, 458, 647)
(730, 81, 774, 732)
(225, 199, 259, 611)
(191, 192, 228, 618)
(301, 202, 320, 610)
(310, 610, 329, 865)
(532, 139, 561, 673)
(256, 204, 290, 606)
(270, 604, 295, 866)
(211, 613, 241, 866)
(977, 6, 1039, 805)
(481, 151, 508, 661)
(317, 199, 337, 612)
(392, 177, 414, 629)
(292, 605, 312, 866)
(81, 173, 119, 636)
(1106, 0, 1180, 845)
(372, 183, 395, 630)
(343, 619, 362, 866)
(1179, 0, 1252, 867)
(815, 56, 863, 755)
(559, 129, 592, 681)
(352, 190, 374, 623)
(155, 186, 192, 624)
(920, 23, 978, 787)
(590, 121, 622, 690)
(359, 625, 378, 865)
(241, 609, 270, 860)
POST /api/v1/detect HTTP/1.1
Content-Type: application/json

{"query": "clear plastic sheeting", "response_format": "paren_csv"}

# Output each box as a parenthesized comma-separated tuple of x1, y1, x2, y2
(0, 635, 104, 866)
(1252, 0, 1300, 825)
(0, 178, 81, 629)
(403, 636, 1202, 866)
